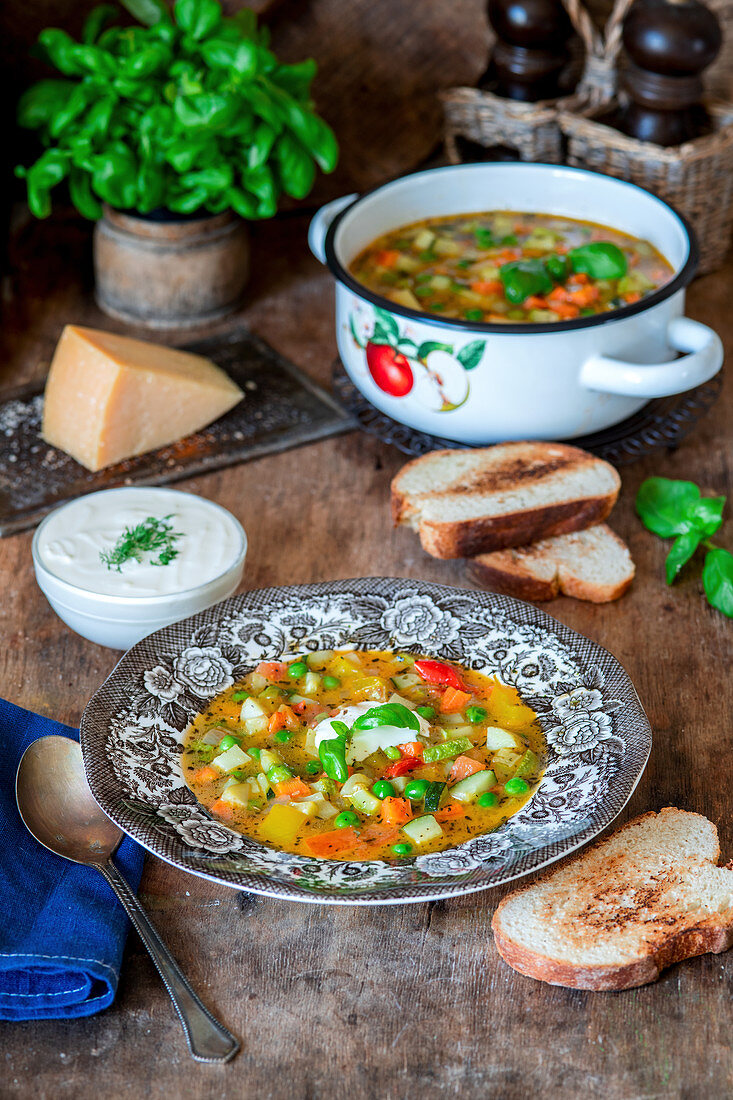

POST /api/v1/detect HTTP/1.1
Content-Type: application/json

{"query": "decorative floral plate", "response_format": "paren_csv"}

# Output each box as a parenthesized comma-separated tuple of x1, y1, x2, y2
(80, 578, 652, 905)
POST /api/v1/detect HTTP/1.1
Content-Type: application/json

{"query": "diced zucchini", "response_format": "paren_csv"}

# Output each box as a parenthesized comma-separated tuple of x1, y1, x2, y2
(248, 672, 267, 693)
(424, 781, 446, 812)
(303, 727, 319, 757)
(307, 650, 334, 669)
(303, 671, 321, 696)
(259, 686, 282, 705)
(219, 780, 252, 808)
(390, 776, 408, 793)
(212, 744, 251, 773)
(349, 788, 381, 816)
(310, 777, 335, 796)
(391, 672, 422, 691)
(485, 726, 520, 750)
(491, 749, 521, 781)
(259, 803, 306, 846)
(514, 749, 540, 777)
(253, 773, 269, 797)
(450, 770, 496, 803)
(423, 737, 472, 763)
(401, 815, 444, 845)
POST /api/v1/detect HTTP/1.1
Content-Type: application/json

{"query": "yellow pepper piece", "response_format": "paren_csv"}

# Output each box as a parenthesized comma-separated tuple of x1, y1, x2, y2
(259, 803, 307, 846)
(487, 683, 538, 731)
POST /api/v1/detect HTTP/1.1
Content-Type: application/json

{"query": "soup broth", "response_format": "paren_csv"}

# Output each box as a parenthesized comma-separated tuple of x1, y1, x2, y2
(349, 211, 674, 324)
(183, 649, 546, 861)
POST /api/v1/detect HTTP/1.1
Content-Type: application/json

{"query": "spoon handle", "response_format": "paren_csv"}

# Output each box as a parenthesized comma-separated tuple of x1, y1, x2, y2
(98, 859, 239, 1063)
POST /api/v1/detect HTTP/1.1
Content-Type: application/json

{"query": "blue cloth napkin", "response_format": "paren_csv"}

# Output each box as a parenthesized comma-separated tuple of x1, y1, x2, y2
(0, 698, 145, 1020)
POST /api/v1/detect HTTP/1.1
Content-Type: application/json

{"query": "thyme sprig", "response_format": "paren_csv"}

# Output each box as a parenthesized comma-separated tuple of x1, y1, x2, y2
(100, 514, 182, 573)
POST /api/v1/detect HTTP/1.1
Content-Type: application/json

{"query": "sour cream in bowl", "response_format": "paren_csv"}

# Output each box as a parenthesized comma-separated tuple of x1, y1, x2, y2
(32, 487, 246, 649)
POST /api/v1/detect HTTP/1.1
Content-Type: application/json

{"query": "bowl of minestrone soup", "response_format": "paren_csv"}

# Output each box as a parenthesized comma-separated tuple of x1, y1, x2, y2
(309, 163, 723, 442)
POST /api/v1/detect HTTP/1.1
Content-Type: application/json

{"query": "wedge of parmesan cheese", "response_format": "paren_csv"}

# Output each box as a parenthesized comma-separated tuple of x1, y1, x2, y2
(42, 325, 243, 471)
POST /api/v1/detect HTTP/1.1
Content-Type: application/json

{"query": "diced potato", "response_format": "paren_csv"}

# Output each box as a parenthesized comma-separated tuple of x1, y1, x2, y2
(289, 799, 320, 820)
(429, 274, 451, 290)
(202, 728, 226, 745)
(485, 726, 520, 750)
(492, 748, 522, 782)
(395, 254, 420, 274)
(303, 671, 321, 696)
(387, 691, 416, 710)
(259, 748, 282, 772)
(259, 804, 307, 846)
(402, 815, 444, 845)
(241, 697, 267, 721)
(220, 780, 252, 808)
(303, 727, 320, 758)
(340, 772, 370, 798)
(475, 263, 500, 281)
(413, 228, 435, 251)
(433, 237, 462, 257)
(248, 672, 267, 693)
(307, 650, 334, 669)
(387, 287, 420, 310)
(212, 744, 251, 773)
(243, 716, 267, 736)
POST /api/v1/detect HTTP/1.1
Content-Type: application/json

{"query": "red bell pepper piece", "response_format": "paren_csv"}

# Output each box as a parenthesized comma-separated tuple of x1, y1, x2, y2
(383, 756, 422, 779)
(413, 659, 466, 692)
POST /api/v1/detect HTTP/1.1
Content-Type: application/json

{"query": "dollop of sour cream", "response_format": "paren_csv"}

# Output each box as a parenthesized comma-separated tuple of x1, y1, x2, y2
(314, 702, 431, 765)
(37, 487, 244, 597)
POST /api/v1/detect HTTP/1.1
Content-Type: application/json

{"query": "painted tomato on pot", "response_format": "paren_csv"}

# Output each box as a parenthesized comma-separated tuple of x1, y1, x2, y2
(366, 343, 414, 396)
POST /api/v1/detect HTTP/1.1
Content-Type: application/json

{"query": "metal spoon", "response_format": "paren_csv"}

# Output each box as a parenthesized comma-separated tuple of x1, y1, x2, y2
(15, 735, 239, 1063)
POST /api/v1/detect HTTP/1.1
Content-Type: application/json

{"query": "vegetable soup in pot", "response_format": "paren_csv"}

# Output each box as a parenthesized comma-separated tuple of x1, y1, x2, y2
(349, 211, 674, 324)
(183, 649, 545, 861)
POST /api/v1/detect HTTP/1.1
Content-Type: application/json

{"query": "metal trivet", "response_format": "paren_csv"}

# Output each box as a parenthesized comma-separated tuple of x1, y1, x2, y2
(332, 360, 723, 465)
(0, 331, 355, 537)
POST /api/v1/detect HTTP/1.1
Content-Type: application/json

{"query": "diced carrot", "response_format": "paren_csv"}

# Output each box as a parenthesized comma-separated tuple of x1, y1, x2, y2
(623, 291, 641, 304)
(449, 755, 486, 784)
(376, 249, 400, 268)
(209, 798, 234, 819)
(397, 741, 424, 758)
(573, 271, 590, 284)
(496, 249, 519, 264)
(470, 279, 503, 296)
(280, 705, 300, 732)
(256, 661, 288, 681)
(304, 827, 359, 857)
(380, 796, 413, 826)
(552, 301, 580, 320)
(548, 285, 569, 302)
(435, 801, 466, 823)
(524, 295, 548, 310)
(568, 285, 600, 308)
(192, 765, 220, 785)
(440, 687, 472, 713)
(352, 824, 400, 857)
(268, 709, 286, 734)
(274, 777, 311, 799)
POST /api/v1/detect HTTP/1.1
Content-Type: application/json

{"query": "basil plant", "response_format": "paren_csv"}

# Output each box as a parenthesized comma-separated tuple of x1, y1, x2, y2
(15, 0, 338, 221)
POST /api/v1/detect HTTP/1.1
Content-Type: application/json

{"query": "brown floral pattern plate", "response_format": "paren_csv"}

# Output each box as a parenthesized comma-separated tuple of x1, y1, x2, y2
(80, 577, 652, 904)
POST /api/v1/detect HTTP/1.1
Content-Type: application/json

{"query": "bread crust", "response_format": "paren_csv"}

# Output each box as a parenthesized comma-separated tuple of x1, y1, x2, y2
(467, 559, 559, 601)
(491, 809, 733, 991)
(418, 495, 617, 559)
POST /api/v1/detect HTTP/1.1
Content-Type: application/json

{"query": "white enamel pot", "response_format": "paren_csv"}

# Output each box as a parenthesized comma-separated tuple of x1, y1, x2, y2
(309, 163, 723, 443)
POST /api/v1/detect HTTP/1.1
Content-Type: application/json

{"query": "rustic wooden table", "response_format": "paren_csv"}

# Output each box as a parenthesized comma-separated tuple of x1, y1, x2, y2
(1, 210, 731, 1100)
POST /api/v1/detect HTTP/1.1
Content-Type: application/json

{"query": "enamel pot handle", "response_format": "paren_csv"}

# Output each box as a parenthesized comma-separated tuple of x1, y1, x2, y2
(308, 194, 358, 264)
(580, 317, 723, 398)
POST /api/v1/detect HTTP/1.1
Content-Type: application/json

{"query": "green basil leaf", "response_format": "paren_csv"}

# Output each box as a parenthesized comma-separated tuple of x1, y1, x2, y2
(82, 5, 117, 44)
(273, 59, 316, 98)
(247, 121, 276, 169)
(244, 85, 283, 131)
(456, 340, 486, 370)
(499, 259, 553, 305)
(225, 185, 257, 218)
(635, 478, 701, 538)
(686, 496, 726, 538)
(38, 29, 84, 76)
(351, 703, 420, 733)
(174, 92, 237, 129)
(200, 37, 258, 76)
(665, 531, 701, 585)
(164, 138, 211, 171)
(136, 162, 166, 212)
(69, 167, 103, 219)
(123, 42, 172, 77)
(89, 147, 139, 208)
(17, 80, 73, 130)
(174, 0, 221, 40)
(84, 97, 116, 137)
(69, 43, 118, 76)
(120, 0, 171, 26)
(702, 548, 733, 617)
(274, 133, 315, 199)
(241, 164, 275, 204)
(569, 242, 627, 280)
(180, 164, 233, 192)
(48, 83, 95, 138)
(167, 186, 208, 213)
(231, 9, 257, 38)
(417, 340, 454, 360)
(25, 150, 70, 218)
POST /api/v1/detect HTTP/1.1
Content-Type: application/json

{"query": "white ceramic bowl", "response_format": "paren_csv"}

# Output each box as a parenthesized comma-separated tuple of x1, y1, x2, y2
(32, 489, 247, 650)
(309, 162, 723, 443)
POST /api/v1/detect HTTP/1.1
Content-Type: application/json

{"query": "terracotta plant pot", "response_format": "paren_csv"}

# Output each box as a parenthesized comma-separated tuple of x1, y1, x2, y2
(93, 207, 249, 328)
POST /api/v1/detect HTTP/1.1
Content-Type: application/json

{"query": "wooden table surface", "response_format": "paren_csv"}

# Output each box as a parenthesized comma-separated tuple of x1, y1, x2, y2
(2, 210, 732, 1100)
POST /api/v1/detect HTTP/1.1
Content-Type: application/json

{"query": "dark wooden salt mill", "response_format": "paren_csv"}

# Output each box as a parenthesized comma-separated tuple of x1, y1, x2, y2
(615, 0, 722, 145)
(481, 0, 576, 101)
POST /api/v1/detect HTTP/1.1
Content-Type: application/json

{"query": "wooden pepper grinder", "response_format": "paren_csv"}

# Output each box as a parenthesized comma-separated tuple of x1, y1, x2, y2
(481, 0, 576, 101)
(616, 0, 722, 145)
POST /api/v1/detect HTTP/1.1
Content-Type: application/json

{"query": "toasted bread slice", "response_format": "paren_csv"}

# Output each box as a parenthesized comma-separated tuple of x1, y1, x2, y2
(492, 809, 733, 991)
(391, 443, 621, 559)
(469, 523, 635, 603)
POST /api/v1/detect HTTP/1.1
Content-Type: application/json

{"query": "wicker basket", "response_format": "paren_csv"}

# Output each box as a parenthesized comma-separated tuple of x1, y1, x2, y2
(559, 102, 733, 274)
(441, 87, 564, 164)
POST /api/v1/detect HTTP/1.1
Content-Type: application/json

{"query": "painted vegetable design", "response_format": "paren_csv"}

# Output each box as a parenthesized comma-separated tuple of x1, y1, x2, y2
(349, 306, 486, 412)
